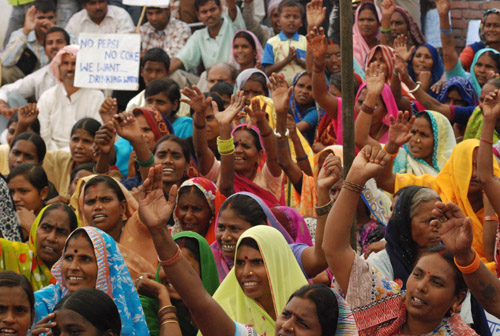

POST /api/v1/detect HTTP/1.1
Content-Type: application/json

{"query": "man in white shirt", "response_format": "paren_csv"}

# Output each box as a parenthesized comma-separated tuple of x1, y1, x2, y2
(65, 0, 134, 40)
(0, 27, 70, 119)
(38, 45, 104, 150)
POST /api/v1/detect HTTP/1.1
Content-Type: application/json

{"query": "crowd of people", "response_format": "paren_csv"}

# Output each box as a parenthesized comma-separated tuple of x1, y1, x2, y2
(1, 0, 500, 334)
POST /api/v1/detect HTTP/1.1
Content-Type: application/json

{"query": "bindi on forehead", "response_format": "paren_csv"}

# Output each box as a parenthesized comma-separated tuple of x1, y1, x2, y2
(74, 249, 78, 253)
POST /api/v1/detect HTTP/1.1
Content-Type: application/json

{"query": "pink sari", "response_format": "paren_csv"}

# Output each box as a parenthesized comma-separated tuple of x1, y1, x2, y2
(353, 2, 381, 67)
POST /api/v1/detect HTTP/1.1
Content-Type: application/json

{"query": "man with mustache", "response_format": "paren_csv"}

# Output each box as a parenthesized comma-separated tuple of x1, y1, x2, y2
(1, 0, 57, 83)
(0, 27, 71, 121)
(65, 0, 134, 40)
(168, 0, 245, 74)
(36, 45, 104, 151)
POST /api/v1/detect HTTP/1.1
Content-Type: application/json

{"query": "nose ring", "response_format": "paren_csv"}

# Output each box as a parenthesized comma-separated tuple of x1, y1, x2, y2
(249, 271, 253, 275)
(416, 138, 421, 143)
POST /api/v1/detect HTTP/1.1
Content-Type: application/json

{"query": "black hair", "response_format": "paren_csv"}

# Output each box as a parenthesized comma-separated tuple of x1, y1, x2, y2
(358, 2, 379, 22)
(84, 176, 125, 202)
(288, 284, 339, 336)
(154, 134, 191, 162)
(174, 236, 201, 263)
(206, 92, 226, 111)
(247, 72, 269, 96)
(478, 51, 500, 75)
(53, 288, 121, 334)
(41, 203, 79, 233)
(326, 35, 340, 46)
(70, 162, 95, 183)
(7, 112, 41, 134)
(414, 111, 433, 131)
(233, 126, 263, 151)
(10, 132, 46, 163)
(44, 27, 70, 46)
(277, 0, 305, 16)
(419, 244, 468, 307)
(80, 0, 108, 5)
(486, 77, 500, 89)
(145, 77, 181, 112)
(142, 48, 170, 72)
(8, 162, 49, 192)
(219, 194, 267, 226)
(329, 73, 359, 97)
(0, 271, 35, 319)
(194, 0, 220, 12)
(239, 237, 260, 251)
(210, 82, 234, 98)
(34, 0, 56, 13)
(71, 118, 101, 138)
(66, 228, 93, 249)
(233, 31, 257, 51)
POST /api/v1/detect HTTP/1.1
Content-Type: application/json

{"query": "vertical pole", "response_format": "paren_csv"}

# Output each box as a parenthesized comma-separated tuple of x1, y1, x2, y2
(340, 0, 357, 250)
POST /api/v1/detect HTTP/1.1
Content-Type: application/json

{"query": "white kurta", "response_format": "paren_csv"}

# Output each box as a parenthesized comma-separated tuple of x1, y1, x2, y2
(38, 83, 104, 150)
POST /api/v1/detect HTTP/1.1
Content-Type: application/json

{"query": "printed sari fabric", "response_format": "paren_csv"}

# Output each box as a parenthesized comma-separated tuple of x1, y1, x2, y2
(395, 139, 500, 272)
(140, 231, 219, 336)
(464, 106, 500, 142)
(34, 227, 150, 335)
(393, 110, 456, 176)
(408, 44, 444, 98)
(213, 226, 308, 336)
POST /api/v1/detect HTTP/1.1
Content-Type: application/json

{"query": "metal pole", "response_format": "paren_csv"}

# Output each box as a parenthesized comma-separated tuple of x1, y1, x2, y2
(340, 0, 357, 249)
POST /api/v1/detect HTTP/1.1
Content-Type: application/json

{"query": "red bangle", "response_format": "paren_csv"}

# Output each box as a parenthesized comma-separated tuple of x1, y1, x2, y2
(158, 246, 182, 266)
(454, 249, 481, 274)
(480, 138, 494, 145)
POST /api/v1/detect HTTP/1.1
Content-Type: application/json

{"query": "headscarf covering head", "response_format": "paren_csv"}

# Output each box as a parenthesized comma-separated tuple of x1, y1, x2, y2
(470, 47, 500, 95)
(50, 45, 79, 82)
(353, 2, 381, 66)
(267, 0, 282, 14)
(213, 225, 308, 336)
(437, 76, 479, 106)
(272, 206, 313, 246)
(233, 68, 270, 96)
(133, 108, 170, 141)
(394, 6, 425, 45)
(229, 30, 264, 70)
(35, 226, 150, 335)
(366, 45, 395, 83)
(408, 44, 444, 93)
(480, 9, 500, 45)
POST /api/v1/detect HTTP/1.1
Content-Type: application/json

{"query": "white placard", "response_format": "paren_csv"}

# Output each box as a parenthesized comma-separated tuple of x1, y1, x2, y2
(74, 33, 140, 91)
(122, 0, 170, 6)
(466, 20, 481, 46)
(488, 312, 500, 335)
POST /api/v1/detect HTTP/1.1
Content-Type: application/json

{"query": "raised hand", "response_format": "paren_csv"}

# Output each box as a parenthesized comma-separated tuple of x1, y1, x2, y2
(430, 79, 446, 94)
(430, 201, 473, 257)
(17, 103, 39, 128)
(93, 121, 115, 155)
(286, 114, 298, 137)
(215, 91, 246, 125)
(348, 145, 391, 184)
(112, 111, 142, 143)
(268, 73, 293, 115)
(317, 153, 343, 191)
(394, 54, 408, 79)
(418, 70, 432, 89)
(28, 312, 56, 336)
(180, 85, 212, 116)
(23, 5, 36, 34)
(99, 98, 118, 124)
(245, 98, 268, 125)
(380, 0, 396, 18)
(365, 62, 386, 97)
(481, 88, 500, 120)
(435, 0, 450, 17)
(136, 273, 169, 299)
(387, 111, 415, 148)
(393, 34, 415, 62)
(138, 165, 177, 230)
(306, 0, 326, 28)
(306, 26, 327, 61)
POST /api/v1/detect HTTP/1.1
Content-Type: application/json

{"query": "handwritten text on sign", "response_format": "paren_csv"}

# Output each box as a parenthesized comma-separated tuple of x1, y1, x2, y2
(75, 33, 140, 90)
(122, 0, 170, 6)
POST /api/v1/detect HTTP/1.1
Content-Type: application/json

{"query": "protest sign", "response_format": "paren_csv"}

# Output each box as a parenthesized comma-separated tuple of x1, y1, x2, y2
(123, 0, 170, 6)
(75, 33, 140, 91)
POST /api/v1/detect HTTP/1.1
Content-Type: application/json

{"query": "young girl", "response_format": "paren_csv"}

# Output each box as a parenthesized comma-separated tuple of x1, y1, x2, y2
(0, 271, 34, 336)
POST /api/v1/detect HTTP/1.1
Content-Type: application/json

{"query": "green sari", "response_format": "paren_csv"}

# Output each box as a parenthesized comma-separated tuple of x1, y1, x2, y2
(140, 231, 219, 336)
(464, 106, 500, 142)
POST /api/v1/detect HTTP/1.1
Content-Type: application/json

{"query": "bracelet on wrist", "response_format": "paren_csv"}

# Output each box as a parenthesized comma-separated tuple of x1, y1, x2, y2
(484, 215, 499, 222)
(158, 246, 183, 267)
(361, 103, 375, 115)
(136, 151, 155, 167)
(194, 122, 206, 129)
(315, 200, 333, 217)
(381, 27, 392, 34)
(217, 136, 235, 154)
(440, 27, 453, 35)
(296, 154, 308, 162)
(480, 138, 494, 145)
(383, 144, 399, 159)
(408, 81, 421, 93)
(454, 249, 480, 274)
(158, 305, 176, 316)
(342, 180, 364, 193)
(274, 128, 290, 138)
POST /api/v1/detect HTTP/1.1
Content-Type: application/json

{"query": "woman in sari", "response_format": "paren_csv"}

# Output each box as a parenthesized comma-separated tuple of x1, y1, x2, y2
(379, 0, 425, 48)
(229, 30, 264, 72)
(0, 203, 78, 291)
(407, 43, 444, 97)
(132, 166, 358, 336)
(139, 231, 219, 336)
(32, 226, 150, 335)
(376, 139, 500, 273)
(323, 146, 476, 335)
(353, 1, 381, 67)
(390, 110, 456, 176)
(289, 71, 320, 145)
(271, 206, 313, 246)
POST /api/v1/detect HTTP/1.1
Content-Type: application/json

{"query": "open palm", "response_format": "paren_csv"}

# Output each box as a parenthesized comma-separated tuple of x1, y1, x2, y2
(388, 111, 414, 147)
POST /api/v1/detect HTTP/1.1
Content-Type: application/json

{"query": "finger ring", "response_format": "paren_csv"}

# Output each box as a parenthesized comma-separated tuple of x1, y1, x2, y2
(138, 275, 144, 281)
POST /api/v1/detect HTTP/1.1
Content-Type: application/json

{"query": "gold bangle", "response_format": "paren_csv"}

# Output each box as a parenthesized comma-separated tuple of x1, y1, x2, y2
(160, 319, 179, 327)
(158, 305, 176, 315)
(342, 180, 364, 193)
